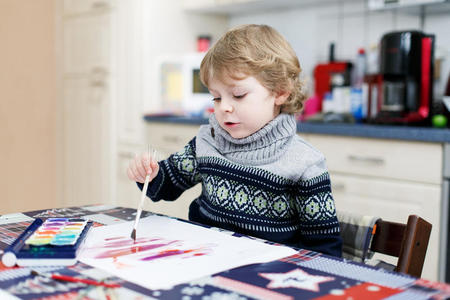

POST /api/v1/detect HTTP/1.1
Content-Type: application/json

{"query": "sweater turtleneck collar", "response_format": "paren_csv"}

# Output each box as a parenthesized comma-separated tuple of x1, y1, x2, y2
(208, 113, 297, 165)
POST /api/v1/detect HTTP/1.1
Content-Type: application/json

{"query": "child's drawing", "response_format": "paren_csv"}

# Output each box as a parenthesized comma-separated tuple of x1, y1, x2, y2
(78, 215, 297, 290)
(82, 235, 214, 262)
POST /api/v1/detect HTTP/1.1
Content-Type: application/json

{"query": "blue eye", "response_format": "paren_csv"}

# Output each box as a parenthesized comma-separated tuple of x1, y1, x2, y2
(212, 97, 221, 102)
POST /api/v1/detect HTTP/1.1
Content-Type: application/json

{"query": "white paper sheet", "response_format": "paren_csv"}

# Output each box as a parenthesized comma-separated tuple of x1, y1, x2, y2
(79, 215, 297, 290)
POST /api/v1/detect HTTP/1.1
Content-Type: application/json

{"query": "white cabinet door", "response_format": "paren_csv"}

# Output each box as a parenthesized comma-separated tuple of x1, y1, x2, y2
(63, 14, 111, 75)
(62, 77, 112, 207)
(331, 173, 441, 281)
(308, 134, 443, 185)
(62, 6, 114, 207)
(115, 0, 144, 145)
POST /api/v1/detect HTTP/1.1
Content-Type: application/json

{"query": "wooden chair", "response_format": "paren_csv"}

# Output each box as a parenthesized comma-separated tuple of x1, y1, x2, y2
(370, 214, 432, 278)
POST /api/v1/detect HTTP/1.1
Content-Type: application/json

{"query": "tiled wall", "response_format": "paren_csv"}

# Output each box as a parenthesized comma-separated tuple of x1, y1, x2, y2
(230, 0, 450, 98)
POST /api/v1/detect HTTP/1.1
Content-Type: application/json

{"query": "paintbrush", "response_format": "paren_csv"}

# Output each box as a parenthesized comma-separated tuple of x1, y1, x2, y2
(130, 148, 156, 241)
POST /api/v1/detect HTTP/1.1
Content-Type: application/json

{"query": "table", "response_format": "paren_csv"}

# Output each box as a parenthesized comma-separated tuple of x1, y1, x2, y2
(0, 205, 449, 300)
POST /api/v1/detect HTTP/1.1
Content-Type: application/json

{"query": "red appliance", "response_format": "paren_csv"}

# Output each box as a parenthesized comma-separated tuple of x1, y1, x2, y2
(376, 31, 435, 124)
(313, 43, 353, 111)
(314, 62, 352, 111)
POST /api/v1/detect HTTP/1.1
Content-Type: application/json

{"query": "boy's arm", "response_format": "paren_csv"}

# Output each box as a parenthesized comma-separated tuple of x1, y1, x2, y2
(137, 137, 201, 201)
(294, 161, 343, 258)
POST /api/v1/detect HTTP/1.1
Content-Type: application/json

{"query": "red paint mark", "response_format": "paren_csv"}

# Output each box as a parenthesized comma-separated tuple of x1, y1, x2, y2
(112, 257, 131, 269)
(94, 240, 178, 259)
(85, 236, 215, 263)
(104, 237, 123, 241)
(140, 248, 209, 261)
(103, 237, 161, 248)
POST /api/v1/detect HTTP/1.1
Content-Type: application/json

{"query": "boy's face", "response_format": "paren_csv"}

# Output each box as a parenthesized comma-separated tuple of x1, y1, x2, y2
(208, 74, 288, 139)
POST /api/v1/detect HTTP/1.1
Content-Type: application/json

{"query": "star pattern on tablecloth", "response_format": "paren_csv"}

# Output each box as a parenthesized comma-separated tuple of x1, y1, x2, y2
(259, 268, 334, 292)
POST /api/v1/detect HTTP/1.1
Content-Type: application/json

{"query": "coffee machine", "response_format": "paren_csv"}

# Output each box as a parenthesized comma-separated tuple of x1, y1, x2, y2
(375, 31, 435, 124)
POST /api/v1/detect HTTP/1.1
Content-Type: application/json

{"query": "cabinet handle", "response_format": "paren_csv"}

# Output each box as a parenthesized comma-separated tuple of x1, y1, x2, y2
(347, 154, 384, 165)
(92, 1, 110, 10)
(90, 80, 105, 87)
(332, 183, 345, 191)
(90, 67, 108, 87)
(119, 151, 136, 159)
(91, 67, 108, 75)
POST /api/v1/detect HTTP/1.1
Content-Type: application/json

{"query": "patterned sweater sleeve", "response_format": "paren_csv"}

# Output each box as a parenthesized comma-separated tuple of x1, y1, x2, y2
(137, 137, 202, 201)
(294, 159, 343, 257)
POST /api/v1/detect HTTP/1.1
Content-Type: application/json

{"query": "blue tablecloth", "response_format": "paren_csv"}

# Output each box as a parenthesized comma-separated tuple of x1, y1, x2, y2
(0, 205, 449, 299)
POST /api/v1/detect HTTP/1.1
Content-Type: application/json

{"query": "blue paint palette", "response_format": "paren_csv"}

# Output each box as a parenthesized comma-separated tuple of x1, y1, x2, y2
(25, 218, 88, 246)
(1, 218, 94, 266)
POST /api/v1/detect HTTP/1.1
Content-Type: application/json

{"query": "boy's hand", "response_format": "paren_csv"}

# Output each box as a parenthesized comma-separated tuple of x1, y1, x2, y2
(127, 152, 160, 184)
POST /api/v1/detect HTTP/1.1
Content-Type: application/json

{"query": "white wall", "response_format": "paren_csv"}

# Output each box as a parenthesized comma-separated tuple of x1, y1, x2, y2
(230, 0, 450, 98)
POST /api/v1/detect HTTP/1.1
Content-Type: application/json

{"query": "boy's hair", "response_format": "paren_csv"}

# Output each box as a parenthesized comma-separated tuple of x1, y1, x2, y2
(200, 24, 308, 113)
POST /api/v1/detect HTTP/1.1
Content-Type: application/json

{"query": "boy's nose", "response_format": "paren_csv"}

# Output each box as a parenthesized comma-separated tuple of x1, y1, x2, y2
(219, 98, 234, 113)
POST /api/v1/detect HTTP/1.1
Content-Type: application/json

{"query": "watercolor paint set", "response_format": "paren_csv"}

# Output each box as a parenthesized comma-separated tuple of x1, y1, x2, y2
(1, 218, 93, 267)
(25, 218, 88, 246)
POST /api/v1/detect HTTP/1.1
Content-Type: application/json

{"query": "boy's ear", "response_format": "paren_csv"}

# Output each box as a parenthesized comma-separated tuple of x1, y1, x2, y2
(274, 90, 291, 105)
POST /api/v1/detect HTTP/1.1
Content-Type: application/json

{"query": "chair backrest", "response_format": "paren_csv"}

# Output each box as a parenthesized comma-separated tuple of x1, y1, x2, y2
(370, 215, 432, 277)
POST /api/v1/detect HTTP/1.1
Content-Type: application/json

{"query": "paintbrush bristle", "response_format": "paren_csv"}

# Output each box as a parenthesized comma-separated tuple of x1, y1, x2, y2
(30, 270, 40, 276)
(130, 229, 136, 241)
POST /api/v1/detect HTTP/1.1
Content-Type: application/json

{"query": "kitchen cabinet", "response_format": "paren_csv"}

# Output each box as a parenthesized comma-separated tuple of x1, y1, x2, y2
(115, 0, 145, 146)
(60, 0, 151, 209)
(61, 6, 114, 207)
(302, 134, 442, 281)
(62, 77, 112, 207)
(63, 11, 112, 75)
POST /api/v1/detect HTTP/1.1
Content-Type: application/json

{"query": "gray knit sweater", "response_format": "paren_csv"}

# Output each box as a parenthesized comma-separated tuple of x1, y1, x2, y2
(144, 113, 342, 257)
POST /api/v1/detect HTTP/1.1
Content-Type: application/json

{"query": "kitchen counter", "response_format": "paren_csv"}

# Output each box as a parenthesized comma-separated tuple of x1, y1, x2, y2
(143, 115, 450, 143)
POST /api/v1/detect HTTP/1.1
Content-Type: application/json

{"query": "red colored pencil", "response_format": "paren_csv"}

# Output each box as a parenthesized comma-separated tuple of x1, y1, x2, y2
(50, 274, 121, 288)
(31, 270, 120, 288)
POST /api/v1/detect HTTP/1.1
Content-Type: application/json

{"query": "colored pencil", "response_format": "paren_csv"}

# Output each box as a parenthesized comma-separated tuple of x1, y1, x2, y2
(31, 270, 121, 288)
